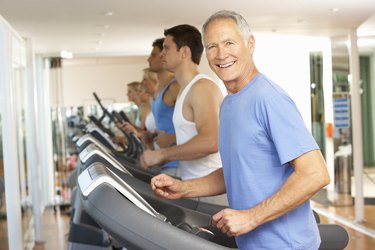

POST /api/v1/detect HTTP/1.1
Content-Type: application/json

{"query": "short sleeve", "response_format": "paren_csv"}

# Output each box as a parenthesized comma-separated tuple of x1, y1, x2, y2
(260, 93, 319, 165)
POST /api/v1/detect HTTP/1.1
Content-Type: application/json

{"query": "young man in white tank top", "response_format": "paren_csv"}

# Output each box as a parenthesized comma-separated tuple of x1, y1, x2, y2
(140, 24, 227, 205)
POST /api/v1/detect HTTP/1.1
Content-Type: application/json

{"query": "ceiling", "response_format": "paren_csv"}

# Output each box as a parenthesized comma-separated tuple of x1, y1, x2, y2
(1, 0, 375, 57)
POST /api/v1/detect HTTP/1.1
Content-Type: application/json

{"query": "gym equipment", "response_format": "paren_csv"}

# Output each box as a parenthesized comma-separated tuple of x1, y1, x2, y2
(78, 162, 236, 250)
(76, 134, 154, 183)
(79, 142, 228, 215)
(78, 161, 349, 250)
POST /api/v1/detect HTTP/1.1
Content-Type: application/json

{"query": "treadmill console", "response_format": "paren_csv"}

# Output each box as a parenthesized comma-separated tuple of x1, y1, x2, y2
(78, 162, 166, 222)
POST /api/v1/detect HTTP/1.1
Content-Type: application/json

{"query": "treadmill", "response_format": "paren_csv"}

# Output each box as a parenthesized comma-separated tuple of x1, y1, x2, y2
(78, 161, 349, 250)
(78, 162, 236, 250)
(78, 141, 230, 215)
(77, 147, 349, 250)
(76, 134, 156, 183)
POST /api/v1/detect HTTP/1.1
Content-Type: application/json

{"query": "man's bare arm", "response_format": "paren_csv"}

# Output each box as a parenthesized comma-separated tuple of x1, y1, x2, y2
(152, 168, 226, 199)
(157, 79, 223, 162)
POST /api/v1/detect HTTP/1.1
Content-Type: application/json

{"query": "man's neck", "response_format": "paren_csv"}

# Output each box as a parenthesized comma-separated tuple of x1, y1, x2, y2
(157, 70, 174, 88)
(174, 63, 199, 90)
(133, 98, 142, 106)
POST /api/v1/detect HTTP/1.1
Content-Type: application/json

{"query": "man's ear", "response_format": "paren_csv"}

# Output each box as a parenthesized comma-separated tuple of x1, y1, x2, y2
(181, 45, 191, 59)
(247, 35, 255, 54)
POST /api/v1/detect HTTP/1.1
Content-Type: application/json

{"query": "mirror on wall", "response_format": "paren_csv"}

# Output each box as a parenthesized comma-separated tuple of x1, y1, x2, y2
(331, 35, 375, 168)
(328, 33, 375, 224)
(331, 36, 351, 155)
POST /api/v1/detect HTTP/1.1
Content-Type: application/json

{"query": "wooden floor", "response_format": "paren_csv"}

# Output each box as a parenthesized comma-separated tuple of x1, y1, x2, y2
(0, 206, 71, 250)
(313, 201, 375, 250)
(35, 207, 70, 250)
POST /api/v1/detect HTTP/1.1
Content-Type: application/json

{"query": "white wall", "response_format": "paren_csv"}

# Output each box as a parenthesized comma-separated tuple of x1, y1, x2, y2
(61, 54, 226, 107)
(61, 56, 148, 107)
(60, 35, 334, 129)
(254, 34, 333, 130)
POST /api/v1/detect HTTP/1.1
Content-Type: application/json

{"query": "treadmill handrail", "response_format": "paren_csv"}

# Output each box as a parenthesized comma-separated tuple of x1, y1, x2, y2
(86, 123, 117, 150)
(79, 143, 133, 176)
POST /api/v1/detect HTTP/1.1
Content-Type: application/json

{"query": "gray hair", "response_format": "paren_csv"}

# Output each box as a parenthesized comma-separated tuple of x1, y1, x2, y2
(202, 10, 251, 41)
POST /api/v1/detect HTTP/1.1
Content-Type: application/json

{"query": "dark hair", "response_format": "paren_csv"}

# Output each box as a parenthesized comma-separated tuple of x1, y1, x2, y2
(152, 38, 164, 51)
(164, 24, 203, 65)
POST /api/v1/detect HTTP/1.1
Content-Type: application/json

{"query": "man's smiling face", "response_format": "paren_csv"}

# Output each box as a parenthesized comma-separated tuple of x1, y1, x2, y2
(204, 18, 255, 94)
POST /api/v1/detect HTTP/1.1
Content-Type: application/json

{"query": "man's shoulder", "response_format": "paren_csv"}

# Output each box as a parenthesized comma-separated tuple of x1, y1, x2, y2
(188, 77, 223, 105)
(169, 79, 180, 90)
(168, 79, 180, 93)
(194, 73, 214, 83)
(192, 75, 219, 91)
(189, 80, 222, 102)
(163, 78, 179, 99)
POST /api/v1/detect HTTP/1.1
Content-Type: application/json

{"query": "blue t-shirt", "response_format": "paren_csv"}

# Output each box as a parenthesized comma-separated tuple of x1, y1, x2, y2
(151, 79, 178, 169)
(219, 73, 320, 249)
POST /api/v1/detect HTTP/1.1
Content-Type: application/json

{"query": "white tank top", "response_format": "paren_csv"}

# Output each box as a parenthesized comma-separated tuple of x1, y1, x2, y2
(172, 74, 222, 180)
(145, 111, 160, 149)
(145, 111, 156, 133)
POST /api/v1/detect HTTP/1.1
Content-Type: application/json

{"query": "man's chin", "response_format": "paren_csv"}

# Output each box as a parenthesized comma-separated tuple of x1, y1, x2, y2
(217, 73, 234, 83)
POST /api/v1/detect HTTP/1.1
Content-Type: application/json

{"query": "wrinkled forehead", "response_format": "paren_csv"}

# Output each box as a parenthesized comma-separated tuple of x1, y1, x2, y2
(203, 18, 240, 41)
(203, 16, 234, 32)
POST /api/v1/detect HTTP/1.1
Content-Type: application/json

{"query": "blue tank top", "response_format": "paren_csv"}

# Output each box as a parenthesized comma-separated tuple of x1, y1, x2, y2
(152, 80, 176, 134)
(151, 79, 178, 169)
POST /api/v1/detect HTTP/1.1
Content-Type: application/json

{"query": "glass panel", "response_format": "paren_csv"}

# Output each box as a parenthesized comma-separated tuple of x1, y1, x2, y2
(310, 52, 326, 157)
(0, 21, 31, 248)
(13, 62, 33, 247)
